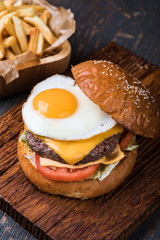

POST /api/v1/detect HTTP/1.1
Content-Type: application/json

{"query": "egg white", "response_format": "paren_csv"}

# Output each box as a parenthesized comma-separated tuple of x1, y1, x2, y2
(22, 75, 116, 140)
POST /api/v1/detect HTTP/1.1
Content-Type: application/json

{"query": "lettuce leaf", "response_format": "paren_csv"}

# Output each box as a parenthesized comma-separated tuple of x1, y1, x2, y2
(124, 135, 139, 151)
(91, 162, 119, 181)
(19, 130, 32, 150)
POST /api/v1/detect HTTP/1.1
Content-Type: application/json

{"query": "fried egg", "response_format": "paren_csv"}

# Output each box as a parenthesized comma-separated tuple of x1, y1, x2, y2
(22, 75, 116, 140)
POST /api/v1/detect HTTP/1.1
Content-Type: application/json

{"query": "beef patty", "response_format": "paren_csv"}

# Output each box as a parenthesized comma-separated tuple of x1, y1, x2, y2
(26, 131, 121, 165)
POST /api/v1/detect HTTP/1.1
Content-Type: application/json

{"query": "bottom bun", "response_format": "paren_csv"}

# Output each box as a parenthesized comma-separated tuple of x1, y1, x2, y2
(17, 139, 137, 199)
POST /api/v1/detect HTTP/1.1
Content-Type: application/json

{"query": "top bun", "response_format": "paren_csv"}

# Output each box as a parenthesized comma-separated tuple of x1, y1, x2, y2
(71, 60, 160, 138)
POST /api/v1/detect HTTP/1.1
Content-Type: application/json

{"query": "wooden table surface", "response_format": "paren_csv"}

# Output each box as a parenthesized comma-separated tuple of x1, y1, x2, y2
(0, 0, 160, 239)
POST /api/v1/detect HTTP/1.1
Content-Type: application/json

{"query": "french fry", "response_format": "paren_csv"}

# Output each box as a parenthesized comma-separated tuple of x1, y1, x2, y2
(30, 5, 45, 13)
(0, 11, 17, 37)
(0, 1, 6, 11)
(20, 18, 32, 35)
(36, 32, 43, 55)
(24, 16, 57, 45)
(12, 15, 28, 52)
(0, 35, 5, 60)
(3, 1, 10, 8)
(3, 17, 16, 37)
(13, 0, 23, 7)
(41, 10, 51, 24)
(10, 37, 21, 55)
(0, 11, 17, 23)
(4, 0, 14, 8)
(18, 7, 35, 17)
(0, 10, 8, 19)
(36, 10, 51, 55)
(10, 5, 45, 12)
(3, 35, 15, 48)
(5, 48, 16, 59)
(28, 27, 39, 55)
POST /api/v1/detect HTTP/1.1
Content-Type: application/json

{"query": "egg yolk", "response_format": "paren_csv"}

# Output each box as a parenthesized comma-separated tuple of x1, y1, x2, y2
(33, 89, 78, 118)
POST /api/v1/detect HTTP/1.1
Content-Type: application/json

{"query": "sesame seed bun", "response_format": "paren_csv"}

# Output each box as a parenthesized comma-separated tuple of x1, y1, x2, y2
(71, 60, 160, 138)
(18, 139, 137, 199)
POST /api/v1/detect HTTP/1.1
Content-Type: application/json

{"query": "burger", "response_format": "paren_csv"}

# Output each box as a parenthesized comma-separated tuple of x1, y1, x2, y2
(17, 60, 160, 199)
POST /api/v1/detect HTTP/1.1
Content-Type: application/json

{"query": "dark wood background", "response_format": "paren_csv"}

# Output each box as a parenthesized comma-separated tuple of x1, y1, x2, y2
(0, 0, 160, 239)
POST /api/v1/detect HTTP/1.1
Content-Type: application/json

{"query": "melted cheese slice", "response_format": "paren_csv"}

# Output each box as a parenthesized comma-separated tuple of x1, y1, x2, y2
(40, 145, 125, 169)
(39, 124, 124, 165)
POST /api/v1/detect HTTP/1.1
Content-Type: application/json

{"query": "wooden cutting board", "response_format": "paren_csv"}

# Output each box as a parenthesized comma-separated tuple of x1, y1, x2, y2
(0, 42, 160, 240)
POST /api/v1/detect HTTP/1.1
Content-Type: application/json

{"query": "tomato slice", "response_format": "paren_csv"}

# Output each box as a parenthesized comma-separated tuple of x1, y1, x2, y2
(35, 154, 100, 182)
(119, 130, 135, 150)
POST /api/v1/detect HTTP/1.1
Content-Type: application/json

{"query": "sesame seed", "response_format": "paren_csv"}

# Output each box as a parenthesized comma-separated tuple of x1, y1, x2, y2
(147, 119, 150, 123)
(117, 86, 120, 90)
(110, 85, 112, 87)
(125, 109, 128, 112)
(143, 114, 145, 117)
(123, 100, 125, 103)
(102, 72, 105, 74)
(137, 106, 140, 108)
(94, 60, 103, 64)
(106, 90, 109, 93)
(110, 73, 113, 76)
(146, 106, 149, 109)
(133, 81, 141, 85)
(111, 89, 114, 92)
